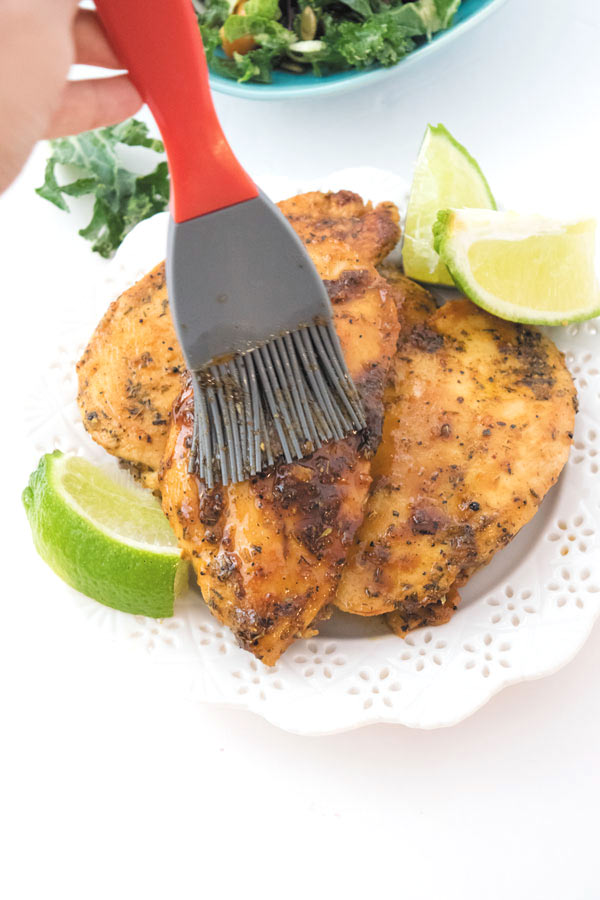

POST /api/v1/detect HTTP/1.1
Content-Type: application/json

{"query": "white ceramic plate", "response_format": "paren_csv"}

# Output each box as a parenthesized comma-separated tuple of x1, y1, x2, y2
(24, 167, 600, 734)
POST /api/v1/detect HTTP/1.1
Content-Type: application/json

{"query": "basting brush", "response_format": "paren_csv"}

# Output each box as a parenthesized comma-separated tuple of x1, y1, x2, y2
(95, 0, 365, 487)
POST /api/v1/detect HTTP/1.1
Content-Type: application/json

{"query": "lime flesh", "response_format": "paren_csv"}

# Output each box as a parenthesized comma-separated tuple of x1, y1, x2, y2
(23, 451, 187, 617)
(403, 123, 496, 285)
(433, 209, 600, 325)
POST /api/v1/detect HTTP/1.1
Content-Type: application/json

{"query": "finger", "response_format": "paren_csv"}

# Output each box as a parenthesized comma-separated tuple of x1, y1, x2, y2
(73, 9, 123, 69)
(44, 76, 143, 138)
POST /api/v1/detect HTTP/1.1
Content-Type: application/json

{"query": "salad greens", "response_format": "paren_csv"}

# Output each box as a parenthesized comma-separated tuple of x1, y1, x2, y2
(36, 120, 169, 258)
(198, 0, 461, 83)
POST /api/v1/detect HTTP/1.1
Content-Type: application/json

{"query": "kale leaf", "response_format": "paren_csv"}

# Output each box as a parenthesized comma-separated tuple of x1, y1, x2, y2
(317, 11, 416, 69)
(208, 46, 283, 82)
(333, 0, 375, 19)
(390, 0, 461, 37)
(195, 0, 231, 28)
(36, 119, 169, 258)
(222, 15, 295, 50)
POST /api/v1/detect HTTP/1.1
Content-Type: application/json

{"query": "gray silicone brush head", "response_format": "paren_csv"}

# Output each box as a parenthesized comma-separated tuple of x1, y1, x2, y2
(167, 191, 365, 486)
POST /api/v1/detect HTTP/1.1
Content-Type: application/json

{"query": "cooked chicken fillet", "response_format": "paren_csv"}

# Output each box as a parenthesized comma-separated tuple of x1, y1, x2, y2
(283, 190, 400, 265)
(377, 265, 437, 329)
(77, 264, 180, 489)
(367, 269, 465, 632)
(159, 239, 400, 664)
(336, 295, 577, 634)
(76, 192, 399, 489)
(76, 186, 576, 661)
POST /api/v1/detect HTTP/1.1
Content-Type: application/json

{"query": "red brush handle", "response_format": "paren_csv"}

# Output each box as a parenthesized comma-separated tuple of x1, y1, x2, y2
(94, 0, 258, 223)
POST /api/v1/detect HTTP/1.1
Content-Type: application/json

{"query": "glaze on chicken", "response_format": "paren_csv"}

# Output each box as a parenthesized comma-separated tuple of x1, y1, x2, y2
(159, 236, 400, 664)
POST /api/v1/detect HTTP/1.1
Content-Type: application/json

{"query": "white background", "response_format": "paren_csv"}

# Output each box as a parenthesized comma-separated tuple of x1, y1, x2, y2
(2, 0, 600, 897)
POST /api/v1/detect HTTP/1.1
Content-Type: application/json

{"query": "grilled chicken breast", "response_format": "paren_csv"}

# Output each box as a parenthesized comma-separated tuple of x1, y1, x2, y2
(283, 190, 400, 265)
(77, 192, 399, 489)
(76, 188, 576, 660)
(77, 264, 180, 489)
(336, 294, 577, 634)
(160, 242, 400, 664)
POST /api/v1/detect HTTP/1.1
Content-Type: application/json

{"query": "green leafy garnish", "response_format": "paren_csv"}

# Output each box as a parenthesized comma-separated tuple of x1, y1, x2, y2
(36, 119, 169, 258)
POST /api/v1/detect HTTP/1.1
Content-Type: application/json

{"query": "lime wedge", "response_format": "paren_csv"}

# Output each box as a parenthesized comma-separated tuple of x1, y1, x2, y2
(433, 209, 600, 325)
(23, 451, 187, 617)
(403, 123, 496, 285)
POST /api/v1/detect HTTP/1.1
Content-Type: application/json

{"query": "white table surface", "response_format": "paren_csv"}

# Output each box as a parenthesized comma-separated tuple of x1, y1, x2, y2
(3, 0, 600, 897)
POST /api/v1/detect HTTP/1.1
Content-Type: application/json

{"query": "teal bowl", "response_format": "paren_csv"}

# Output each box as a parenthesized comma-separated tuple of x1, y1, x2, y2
(209, 0, 508, 100)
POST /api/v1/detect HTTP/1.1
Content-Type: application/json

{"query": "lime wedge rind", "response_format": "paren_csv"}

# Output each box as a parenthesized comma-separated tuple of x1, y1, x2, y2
(433, 208, 600, 326)
(403, 123, 497, 286)
(428, 123, 496, 209)
(23, 451, 186, 618)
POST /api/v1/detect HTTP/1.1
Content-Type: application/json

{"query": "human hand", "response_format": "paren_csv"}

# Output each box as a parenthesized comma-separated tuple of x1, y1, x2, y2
(0, 0, 142, 193)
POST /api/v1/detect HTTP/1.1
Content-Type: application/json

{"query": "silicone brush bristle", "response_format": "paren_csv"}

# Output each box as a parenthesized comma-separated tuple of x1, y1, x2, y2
(188, 322, 366, 487)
